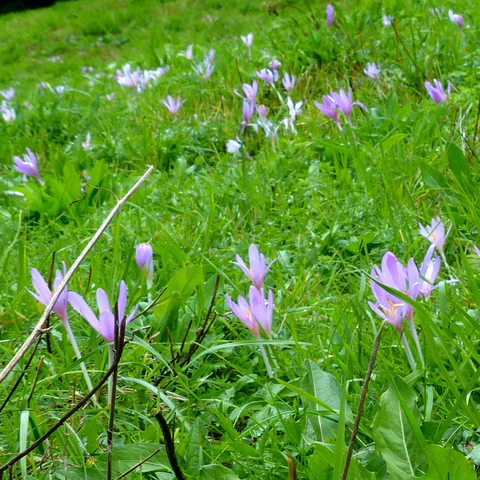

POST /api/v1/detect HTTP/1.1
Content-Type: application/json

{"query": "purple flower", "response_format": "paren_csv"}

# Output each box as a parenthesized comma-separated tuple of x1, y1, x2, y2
(364, 62, 381, 81)
(257, 68, 275, 86)
(448, 9, 463, 29)
(242, 81, 258, 104)
(474, 244, 480, 259)
(330, 88, 368, 116)
(382, 14, 393, 26)
(1, 101, 15, 122)
(241, 32, 253, 49)
(28, 264, 68, 324)
(116, 64, 145, 92)
(269, 58, 281, 71)
(82, 132, 91, 151)
(256, 104, 267, 119)
(314, 95, 341, 128)
(368, 252, 419, 333)
(226, 286, 274, 337)
(282, 72, 296, 92)
(136, 243, 153, 287)
(419, 246, 441, 298)
(186, 44, 194, 60)
(69, 281, 138, 343)
(419, 217, 451, 253)
(233, 244, 275, 290)
(162, 95, 185, 117)
(227, 138, 242, 155)
(55, 86, 65, 94)
(425, 79, 451, 104)
(326, 4, 334, 27)
(13, 148, 43, 184)
(0, 87, 14, 100)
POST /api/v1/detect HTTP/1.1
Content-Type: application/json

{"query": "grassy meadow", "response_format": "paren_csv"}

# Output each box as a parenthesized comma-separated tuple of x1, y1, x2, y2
(1, 0, 480, 478)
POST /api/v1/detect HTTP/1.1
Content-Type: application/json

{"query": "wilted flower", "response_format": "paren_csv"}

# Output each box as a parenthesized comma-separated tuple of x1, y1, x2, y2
(233, 244, 275, 290)
(136, 243, 154, 288)
(424, 79, 451, 103)
(257, 68, 275, 85)
(226, 286, 273, 338)
(326, 4, 334, 27)
(448, 9, 463, 28)
(382, 14, 393, 26)
(69, 281, 138, 343)
(1, 101, 15, 122)
(28, 264, 68, 324)
(364, 62, 381, 81)
(162, 95, 185, 117)
(241, 32, 253, 48)
(419, 217, 451, 253)
(282, 72, 296, 92)
(0, 87, 14, 100)
(13, 148, 43, 184)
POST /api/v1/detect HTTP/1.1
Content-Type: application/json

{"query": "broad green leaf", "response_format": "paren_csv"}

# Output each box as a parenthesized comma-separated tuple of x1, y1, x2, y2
(198, 464, 240, 479)
(372, 377, 427, 479)
(418, 444, 476, 479)
(301, 359, 351, 442)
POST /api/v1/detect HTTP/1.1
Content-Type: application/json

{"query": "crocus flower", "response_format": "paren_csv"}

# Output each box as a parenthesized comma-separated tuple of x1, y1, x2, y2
(424, 79, 451, 104)
(1, 101, 15, 122)
(282, 72, 296, 92)
(82, 132, 91, 151)
(326, 4, 334, 27)
(28, 264, 68, 324)
(115, 64, 144, 92)
(256, 104, 267, 119)
(226, 291, 260, 337)
(368, 251, 412, 333)
(13, 148, 43, 184)
(330, 88, 368, 117)
(226, 286, 274, 337)
(0, 87, 14, 100)
(226, 138, 242, 155)
(69, 281, 138, 343)
(233, 244, 275, 290)
(314, 95, 341, 129)
(242, 80, 258, 106)
(241, 32, 253, 49)
(474, 245, 480, 259)
(419, 217, 451, 253)
(136, 243, 154, 288)
(269, 58, 281, 71)
(418, 246, 441, 298)
(448, 9, 463, 29)
(382, 14, 393, 26)
(364, 62, 381, 81)
(55, 86, 65, 94)
(257, 68, 275, 86)
(162, 95, 185, 117)
(186, 44, 194, 60)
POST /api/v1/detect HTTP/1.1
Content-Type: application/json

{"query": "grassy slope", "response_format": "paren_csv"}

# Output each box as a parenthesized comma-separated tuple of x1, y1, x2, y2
(0, 0, 480, 478)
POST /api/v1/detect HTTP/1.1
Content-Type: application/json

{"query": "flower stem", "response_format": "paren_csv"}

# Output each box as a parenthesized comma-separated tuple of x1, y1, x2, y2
(258, 343, 274, 378)
(107, 344, 119, 480)
(400, 331, 416, 370)
(342, 322, 385, 480)
(407, 317, 425, 368)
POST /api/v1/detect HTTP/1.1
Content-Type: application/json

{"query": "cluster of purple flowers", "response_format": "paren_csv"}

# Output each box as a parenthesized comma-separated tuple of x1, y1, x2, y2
(115, 63, 170, 93)
(226, 244, 275, 339)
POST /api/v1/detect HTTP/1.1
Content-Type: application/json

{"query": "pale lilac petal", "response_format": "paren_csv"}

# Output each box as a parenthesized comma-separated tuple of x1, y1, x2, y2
(96, 288, 111, 314)
(69, 291, 100, 332)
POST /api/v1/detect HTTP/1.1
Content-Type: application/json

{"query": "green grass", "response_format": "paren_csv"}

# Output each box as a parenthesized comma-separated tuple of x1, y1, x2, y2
(1, 0, 480, 478)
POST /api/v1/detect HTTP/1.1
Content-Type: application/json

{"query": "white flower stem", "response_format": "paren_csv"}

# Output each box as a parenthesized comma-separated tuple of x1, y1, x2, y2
(400, 331, 416, 370)
(258, 343, 274, 378)
(408, 317, 425, 368)
(63, 320, 98, 398)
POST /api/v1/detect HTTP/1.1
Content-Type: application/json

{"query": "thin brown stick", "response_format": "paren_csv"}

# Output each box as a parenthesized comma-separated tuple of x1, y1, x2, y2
(0, 166, 154, 386)
(341, 323, 385, 480)
(155, 411, 186, 480)
(114, 447, 163, 479)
